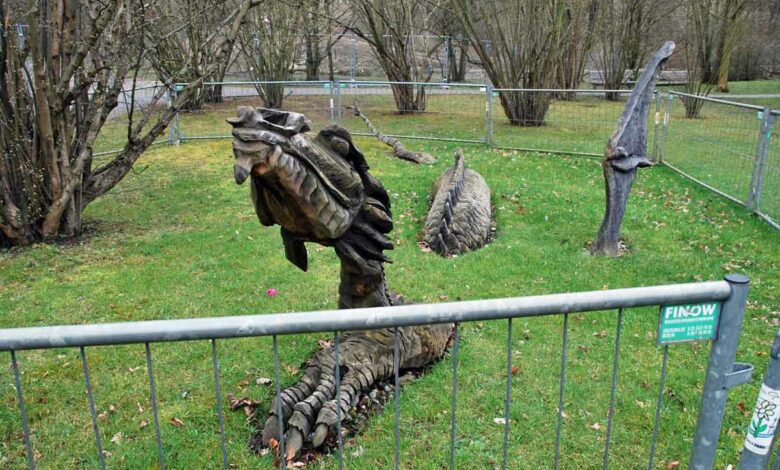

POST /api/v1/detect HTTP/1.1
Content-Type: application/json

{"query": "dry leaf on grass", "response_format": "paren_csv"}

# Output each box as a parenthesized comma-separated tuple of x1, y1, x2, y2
(170, 417, 184, 427)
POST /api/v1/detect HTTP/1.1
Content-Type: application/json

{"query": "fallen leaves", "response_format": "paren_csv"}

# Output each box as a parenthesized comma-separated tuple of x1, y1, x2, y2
(256, 377, 272, 386)
(110, 432, 122, 444)
(666, 460, 681, 469)
(169, 417, 184, 427)
(228, 394, 261, 419)
(590, 422, 602, 431)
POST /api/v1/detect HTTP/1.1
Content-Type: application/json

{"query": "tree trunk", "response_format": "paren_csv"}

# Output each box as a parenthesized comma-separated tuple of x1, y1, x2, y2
(390, 83, 426, 114)
(305, 34, 322, 81)
(498, 90, 550, 127)
(448, 40, 468, 83)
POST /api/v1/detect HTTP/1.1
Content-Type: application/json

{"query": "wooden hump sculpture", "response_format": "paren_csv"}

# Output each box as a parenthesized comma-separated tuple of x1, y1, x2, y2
(422, 149, 492, 256)
(229, 107, 452, 462)
(591, 41, 675, 256)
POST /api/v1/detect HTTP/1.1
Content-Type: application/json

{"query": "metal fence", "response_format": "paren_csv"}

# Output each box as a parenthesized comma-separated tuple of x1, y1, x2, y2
(0, 276, 758, 469)
(658, 91, 779, 230)
(92, 80, 780, 231)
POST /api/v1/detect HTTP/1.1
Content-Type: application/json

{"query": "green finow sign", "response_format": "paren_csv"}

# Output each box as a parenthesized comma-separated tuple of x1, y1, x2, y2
(658, 302, 721, 345)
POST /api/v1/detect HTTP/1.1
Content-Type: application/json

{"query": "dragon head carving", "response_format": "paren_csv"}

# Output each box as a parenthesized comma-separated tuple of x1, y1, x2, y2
(229, 107, 393, 279)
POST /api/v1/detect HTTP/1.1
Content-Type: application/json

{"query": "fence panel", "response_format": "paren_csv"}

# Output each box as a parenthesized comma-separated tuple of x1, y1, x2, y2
(94, 83, 171, 157)
(662, 92, 765, 207)
(491, 89, 658, 158)
(0, 278, 755, 469)
(337, 81, 487, 144)
(173, 81, 334, 142)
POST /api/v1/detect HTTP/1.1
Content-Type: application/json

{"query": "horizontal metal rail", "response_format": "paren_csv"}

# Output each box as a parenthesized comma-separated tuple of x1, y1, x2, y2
(669, 91, 769, 112)
(493, 88, 633, 94)
(338, 80, 486, 88)
(174, 80, 332, 87)
(0, 281, 730, 351)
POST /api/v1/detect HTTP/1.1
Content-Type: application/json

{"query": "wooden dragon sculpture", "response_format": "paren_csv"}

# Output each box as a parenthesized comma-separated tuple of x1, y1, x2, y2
(229, 107, 452, 461)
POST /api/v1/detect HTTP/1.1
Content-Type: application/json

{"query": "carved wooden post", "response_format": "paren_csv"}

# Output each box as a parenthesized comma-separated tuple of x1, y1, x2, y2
(591, 41, 675, 256)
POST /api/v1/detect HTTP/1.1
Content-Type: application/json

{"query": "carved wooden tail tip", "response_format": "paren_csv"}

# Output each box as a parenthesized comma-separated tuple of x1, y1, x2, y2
(227, 106, 255, 127)
(659, 41, 675, 59)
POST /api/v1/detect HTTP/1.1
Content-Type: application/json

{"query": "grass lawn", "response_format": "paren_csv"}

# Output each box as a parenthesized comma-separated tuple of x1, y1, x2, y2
(2, 92, 780, 469)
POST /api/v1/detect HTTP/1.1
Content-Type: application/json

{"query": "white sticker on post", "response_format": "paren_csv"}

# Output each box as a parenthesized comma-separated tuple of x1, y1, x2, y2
(744, 383, 780, 455)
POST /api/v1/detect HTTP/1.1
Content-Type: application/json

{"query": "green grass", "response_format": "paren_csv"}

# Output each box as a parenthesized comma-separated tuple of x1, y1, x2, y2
(3, 94, 780, 469)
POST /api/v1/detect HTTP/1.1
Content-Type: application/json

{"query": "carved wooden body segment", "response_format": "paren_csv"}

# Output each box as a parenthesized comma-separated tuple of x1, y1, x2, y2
(423, 149, 492, 256)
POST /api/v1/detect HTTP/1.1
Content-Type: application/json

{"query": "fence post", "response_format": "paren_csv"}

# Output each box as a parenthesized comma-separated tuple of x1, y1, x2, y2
(690, 274, 751, 470)
(657, 93, 673, 163)
(328, 81, 335, 126)
(168, 89, 176, 145)
(443, 35, 450, 83)
(738, 328, 780, 469)
(652, 91, 662, 162)
(747, 108, 774, 212)
(336, 80, 343, 126)
(485, 84, 494, 147)
(350, 33, 357, 81)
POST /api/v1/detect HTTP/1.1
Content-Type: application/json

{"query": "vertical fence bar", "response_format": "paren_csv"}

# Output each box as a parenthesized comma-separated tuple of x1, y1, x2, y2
(328, 82, 335, 126)
(11, 351, 35, 470)
(652, 92, 662, 161)
(393, 326, 401, 470)
(211, 340, 229, 470)
(450, 323, 460, 470)
(658, 93, 673, 163)
(602, 309, 623, 470)
(503, 318, 513, 470)
(334, 331, 344, 470)
(647, 345, 669, 470)
(485, 84, 494, 147)
(443, 35, 450, 83)
(80, 347, 106, 470)
(349, 33, 357, 81)
(336, 80, 343, 126)
(747, 109, 774, 211)
(273, 335, 286, 470)
(144, 343, 165, 470)
(690, 274, 750, 470)
(554, 313, 569, 470)
(168, 89, 175, 145)
(738, 328, 780, 469)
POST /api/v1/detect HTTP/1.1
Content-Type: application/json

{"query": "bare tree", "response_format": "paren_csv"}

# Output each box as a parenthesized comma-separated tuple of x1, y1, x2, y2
(453, 0, 569, 126)
(557, 0, 600, 95)
(0, 0, 258, 247)
(237, 0, 303, 108)
(344, 0, 442, 114)
(301, 0, 348, 81)
(596, 0, 676, 100)
(681, 0, 749, 117)
(146, 0, 237, 110)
